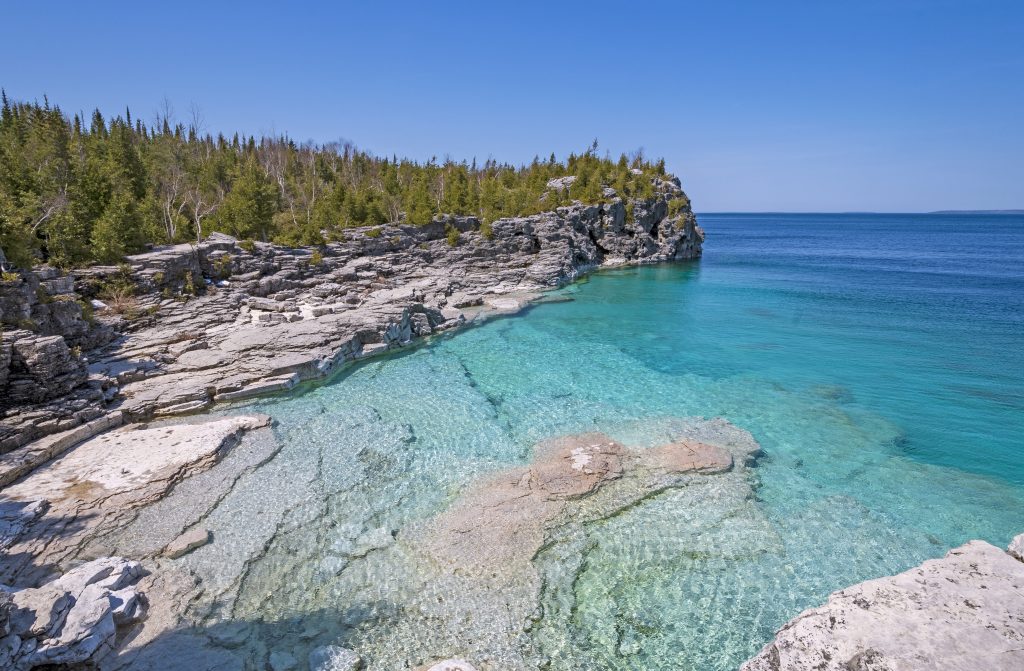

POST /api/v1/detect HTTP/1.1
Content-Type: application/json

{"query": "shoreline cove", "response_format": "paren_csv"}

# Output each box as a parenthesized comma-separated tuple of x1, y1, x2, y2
(1, 209, 1023, 671)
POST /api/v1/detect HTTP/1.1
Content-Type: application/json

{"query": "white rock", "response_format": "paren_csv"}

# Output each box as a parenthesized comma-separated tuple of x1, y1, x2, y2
(1008, 532, 1024, 562)
(7, 557, 147, 669)
(741, 539, 1024, 671)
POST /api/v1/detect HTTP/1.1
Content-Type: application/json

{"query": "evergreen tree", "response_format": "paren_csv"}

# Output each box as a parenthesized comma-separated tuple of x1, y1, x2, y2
(0, 93, 672, 268)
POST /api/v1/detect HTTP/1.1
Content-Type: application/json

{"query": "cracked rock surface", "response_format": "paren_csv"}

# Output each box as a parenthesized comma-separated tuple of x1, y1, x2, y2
(0, 556, 147, 670)
(741, 533, 1024, 671)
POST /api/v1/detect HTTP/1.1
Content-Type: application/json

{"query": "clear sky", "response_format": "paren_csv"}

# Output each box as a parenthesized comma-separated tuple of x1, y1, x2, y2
(3, 1, 1022, 212)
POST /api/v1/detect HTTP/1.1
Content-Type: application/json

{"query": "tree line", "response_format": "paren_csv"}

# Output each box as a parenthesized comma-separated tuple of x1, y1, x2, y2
(0, 93, 670, 268)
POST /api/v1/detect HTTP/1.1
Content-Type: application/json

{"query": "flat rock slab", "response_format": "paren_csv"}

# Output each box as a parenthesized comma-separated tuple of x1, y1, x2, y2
(4, 414, 271, 502)
(163, 527, 211, 559)
(741, 538, 1024, 671)
(0, 414, 272, 585)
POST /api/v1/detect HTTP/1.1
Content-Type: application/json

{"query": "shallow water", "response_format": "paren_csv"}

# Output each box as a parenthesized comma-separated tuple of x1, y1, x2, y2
(201, 213, 1023, 669)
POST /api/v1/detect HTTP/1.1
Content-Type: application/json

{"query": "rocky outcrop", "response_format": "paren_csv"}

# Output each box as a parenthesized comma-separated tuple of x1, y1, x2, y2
(5, 333, 88, 405)
(0, 556, 147, 670)
(1, 268, 116, 455)
(741, 532, 1024, 671)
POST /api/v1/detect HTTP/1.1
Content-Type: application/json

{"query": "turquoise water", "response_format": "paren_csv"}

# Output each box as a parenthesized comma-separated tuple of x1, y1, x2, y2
(215, 213, 1024, 669)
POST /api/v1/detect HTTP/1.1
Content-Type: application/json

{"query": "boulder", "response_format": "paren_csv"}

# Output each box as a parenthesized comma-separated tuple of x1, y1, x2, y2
(4, 557, 147, 669)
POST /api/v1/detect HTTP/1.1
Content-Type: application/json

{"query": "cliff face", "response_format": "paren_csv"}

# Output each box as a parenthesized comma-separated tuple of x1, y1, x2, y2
(0, 182, 701, 479)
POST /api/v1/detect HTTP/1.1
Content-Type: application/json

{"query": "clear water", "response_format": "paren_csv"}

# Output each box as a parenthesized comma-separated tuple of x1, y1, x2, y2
(200, 213, 1024, 670)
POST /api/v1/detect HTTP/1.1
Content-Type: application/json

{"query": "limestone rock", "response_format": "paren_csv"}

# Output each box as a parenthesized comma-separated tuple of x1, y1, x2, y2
(3, 557, 147, 669)
(164, 527, 212, 559)
(740, 539, 1024, 671)
(0, 415, 272, 585)
(1008, 532, 1024, 562)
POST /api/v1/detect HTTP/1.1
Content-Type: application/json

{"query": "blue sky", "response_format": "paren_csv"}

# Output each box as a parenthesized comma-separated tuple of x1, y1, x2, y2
(4, 1, 1022, 211)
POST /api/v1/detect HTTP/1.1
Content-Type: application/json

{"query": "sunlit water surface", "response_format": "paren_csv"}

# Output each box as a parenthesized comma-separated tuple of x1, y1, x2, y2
(211, 213, 1024, 670)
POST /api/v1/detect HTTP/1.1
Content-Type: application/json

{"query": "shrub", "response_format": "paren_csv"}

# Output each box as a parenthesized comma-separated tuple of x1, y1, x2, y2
(100, 284, 138, 315)
(667, 198, 689, 217)
(446, 224, 460, 247)
(480, 220, 494, 240)
(79, 300, 95, 324)
(215, 253, 233, 278)
(239, 239, 256, 253)
(365, 227, 382, 238)
(310, 250, 323, 266)
(1, 271, 20, 283)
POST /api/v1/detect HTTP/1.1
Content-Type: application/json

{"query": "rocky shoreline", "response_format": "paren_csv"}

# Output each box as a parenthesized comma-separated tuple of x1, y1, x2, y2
(0, 179, 707, 669)
(0, 177, 701, 486)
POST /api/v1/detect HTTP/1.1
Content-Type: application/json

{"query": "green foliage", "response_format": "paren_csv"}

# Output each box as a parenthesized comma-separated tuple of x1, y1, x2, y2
(309, 249, 323, 266)
(239, 239, 256, 253)
(667, 197, 690, 217)
(0, 93, 671, 268)
(480, 219, 493, 240)
(365, 227, 382, 238)
(214, 253, 233, 278)
(1, 271, 20, 282)
(445, 223, 460, 247)
(78, 299, 95, 324)
(211, 160, 276, 241)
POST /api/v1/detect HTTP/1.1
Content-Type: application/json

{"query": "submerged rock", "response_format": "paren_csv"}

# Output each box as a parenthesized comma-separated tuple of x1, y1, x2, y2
(741, 536, 1024, 671)
(394, 419, 759, 668)
(163, 527, 212, 559)
(424, 660, 479, 671)
(417, 429, 740, 574)
(309, 645, 362, 671)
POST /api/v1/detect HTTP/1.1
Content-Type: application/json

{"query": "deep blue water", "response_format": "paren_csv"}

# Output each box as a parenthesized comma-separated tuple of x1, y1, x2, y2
(669, 212, 1024, 483)
(222, 212, 1024, 669)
